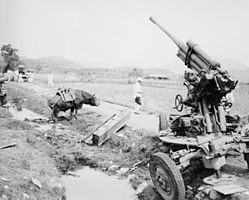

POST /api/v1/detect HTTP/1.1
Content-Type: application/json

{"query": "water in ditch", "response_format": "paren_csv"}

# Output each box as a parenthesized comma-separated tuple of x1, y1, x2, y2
(9, 106, 137, 200)
(9, 106, 52, 131)
(62, 167, 137, 200)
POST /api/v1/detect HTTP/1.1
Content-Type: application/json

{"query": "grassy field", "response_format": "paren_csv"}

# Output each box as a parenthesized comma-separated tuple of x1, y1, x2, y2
(231, 83, 249, 115)
(5, 82, 51, 116)
(55, 81, 249, 116)
(31, 72, 186, 114)
(72, 82, 187, 114)
(31, 72, 249, 116)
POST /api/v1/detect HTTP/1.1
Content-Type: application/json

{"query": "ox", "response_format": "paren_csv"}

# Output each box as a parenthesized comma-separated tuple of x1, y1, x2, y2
(48, 89, 100, 121)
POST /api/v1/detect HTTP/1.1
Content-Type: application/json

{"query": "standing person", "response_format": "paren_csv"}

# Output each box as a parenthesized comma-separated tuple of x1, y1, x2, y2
(48, 70, 54, 88)
(18, 72, 23, 82)
(28, 71, 34, 83)
(134, 76, 143, 114)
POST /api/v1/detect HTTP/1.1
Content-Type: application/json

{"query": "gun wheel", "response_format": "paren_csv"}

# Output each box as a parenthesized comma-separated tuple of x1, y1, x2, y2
(175, 94, 183, 112)
(149, 152, 185, 200)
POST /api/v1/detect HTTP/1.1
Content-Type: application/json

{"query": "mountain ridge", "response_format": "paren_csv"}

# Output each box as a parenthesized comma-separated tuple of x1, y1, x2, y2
(19, 55, 249, 82)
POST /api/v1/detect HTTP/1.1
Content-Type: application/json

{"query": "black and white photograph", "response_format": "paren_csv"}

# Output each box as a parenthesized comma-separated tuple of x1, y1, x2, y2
(1, 0, 249, 199)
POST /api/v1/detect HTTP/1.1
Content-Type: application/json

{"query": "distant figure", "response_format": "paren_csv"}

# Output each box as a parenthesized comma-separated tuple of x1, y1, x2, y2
(14, 70, 19, 81)
(48, 71, 54, 88)
(27, 71, 34, 83)
(28, 73, 34, 83)
(18, 73, 23, 82)
(134, 76, 143, 114)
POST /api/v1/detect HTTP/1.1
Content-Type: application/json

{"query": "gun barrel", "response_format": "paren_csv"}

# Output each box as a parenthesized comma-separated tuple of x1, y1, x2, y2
(187, 40, 220, 67)
(177, 50, 202, 73)
(149, 17, 219, 73)
(149, 17, 186, 50)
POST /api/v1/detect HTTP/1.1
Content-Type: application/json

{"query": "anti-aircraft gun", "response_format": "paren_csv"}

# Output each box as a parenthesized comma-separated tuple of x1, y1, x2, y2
(148, 17, 249, 200)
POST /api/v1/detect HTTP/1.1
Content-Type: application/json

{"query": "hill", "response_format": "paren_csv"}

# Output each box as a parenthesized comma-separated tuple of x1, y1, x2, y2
(18, 55, 249, 82)
(20, 55, 83, 69)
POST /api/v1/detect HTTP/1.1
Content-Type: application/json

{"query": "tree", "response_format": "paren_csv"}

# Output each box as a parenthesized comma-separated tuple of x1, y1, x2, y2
(129, 68, 143, 78)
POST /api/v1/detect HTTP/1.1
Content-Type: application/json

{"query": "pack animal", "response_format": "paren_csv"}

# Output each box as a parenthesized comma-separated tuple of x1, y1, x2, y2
(48, 89, 100, 121)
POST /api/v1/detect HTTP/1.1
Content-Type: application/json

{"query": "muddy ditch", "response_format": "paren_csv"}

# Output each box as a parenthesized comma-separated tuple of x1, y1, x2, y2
(6, 103, 163, 199)
(2, 83, 159, 199)
(62, 167, 137, 200)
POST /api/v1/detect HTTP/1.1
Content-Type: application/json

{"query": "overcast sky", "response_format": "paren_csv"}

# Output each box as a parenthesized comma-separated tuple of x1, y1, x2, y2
(0, 0, 249, 69)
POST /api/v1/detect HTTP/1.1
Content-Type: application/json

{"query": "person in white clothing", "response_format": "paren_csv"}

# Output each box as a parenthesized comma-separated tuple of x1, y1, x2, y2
(48, 70, 54, 88)
(134, 76, 143, 114)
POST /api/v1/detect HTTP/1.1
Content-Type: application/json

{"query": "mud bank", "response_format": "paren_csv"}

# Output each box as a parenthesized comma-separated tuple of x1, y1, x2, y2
(0, 107, 65, 200)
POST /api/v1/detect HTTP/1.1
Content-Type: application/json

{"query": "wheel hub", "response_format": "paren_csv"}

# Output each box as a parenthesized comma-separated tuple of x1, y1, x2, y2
(175, 94, 183, 112)
(155, 167, 172, 194)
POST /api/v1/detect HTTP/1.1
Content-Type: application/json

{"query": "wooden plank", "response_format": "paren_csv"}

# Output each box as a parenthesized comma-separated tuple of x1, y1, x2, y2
(92, 110, 131, 146)
(83, 113, 116, 144)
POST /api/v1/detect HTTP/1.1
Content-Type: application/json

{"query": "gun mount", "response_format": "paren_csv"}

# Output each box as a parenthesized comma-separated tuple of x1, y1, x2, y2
(148, 17, 249, 200)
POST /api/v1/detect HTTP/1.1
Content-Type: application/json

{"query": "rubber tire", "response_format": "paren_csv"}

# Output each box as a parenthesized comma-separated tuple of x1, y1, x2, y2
(159, 112, 169, 131)
(149, 152, 185, 200)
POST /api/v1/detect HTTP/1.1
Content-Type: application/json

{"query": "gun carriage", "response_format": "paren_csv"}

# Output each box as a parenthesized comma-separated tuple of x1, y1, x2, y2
(149, 17, 249, 200)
